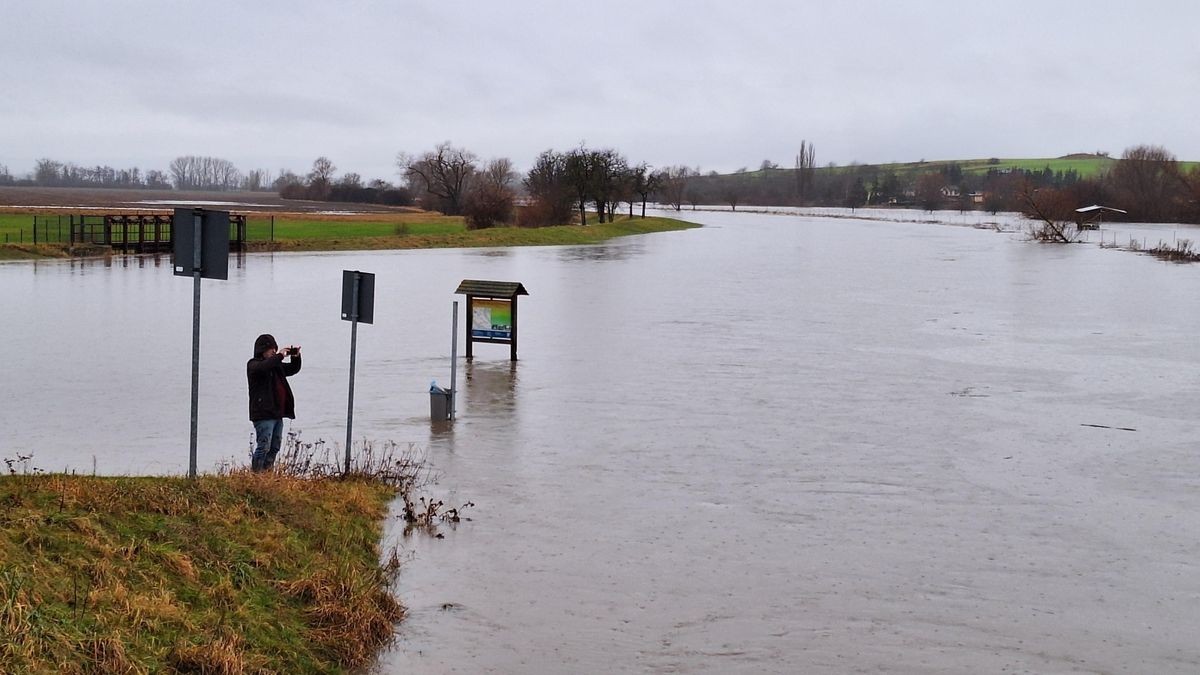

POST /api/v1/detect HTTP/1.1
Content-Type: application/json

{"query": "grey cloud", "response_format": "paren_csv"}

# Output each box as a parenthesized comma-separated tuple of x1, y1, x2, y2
(2, 0, 1198, 179)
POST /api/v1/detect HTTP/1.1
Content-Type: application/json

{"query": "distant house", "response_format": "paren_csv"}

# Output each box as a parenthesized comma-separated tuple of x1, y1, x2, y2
(940, 185, 961, 199)
(969, 191, 984, 204)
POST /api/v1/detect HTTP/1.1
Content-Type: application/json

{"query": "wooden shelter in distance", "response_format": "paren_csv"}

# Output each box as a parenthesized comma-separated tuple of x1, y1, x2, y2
(1074, 205, 1127, 230)
(455, 280, 529, 361)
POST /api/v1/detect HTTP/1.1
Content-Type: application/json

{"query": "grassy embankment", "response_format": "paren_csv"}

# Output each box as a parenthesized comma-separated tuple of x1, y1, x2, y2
(0, 212, 699, 260)
(0, 471, 404, 673)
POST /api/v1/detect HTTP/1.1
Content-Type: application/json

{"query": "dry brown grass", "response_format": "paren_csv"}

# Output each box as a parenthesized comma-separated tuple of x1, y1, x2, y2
(0, 469, 410, 674)
(168, 630, 266, 675)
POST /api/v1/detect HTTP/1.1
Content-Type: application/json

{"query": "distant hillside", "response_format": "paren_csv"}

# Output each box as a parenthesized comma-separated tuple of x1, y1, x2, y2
(734, 154, 1197, 181)
(675, 152, 1200, 218)
(863, 154, 1118, 179)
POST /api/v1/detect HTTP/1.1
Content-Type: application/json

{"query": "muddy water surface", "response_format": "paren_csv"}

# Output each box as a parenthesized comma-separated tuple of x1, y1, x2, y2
(3, 211, 1200, 673)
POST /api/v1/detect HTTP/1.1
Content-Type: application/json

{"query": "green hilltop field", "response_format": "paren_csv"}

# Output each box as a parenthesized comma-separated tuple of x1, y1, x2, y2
(745, 153, 1199, 179)
(868, 155, 1121, 177)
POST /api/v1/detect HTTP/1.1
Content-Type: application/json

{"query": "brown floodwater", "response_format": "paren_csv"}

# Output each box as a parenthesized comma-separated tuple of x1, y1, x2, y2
(2, 210, 1199, 673)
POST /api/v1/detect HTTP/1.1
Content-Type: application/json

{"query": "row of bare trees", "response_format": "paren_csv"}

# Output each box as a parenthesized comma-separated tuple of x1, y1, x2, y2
(168, 156, 243, 191)
(277, 157, 414, 206)
(16, 159, 172, 189)
(394, 142, 691, 229)
(4, 156, 282, 192)
(395, 143, 516, 228)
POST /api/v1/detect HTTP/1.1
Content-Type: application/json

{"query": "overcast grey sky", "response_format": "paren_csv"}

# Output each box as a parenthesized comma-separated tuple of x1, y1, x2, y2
(1, 1, 1197, 181)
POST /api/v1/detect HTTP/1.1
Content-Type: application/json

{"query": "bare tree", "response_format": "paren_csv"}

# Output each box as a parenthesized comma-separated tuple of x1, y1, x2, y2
(795, 140, 815, 204)
(145, 170, 171, 189)
(243, 168, 272, 191)
(723, 181, 744, 211)
(463, 158, 517, 230)
(523, 149, 574, 226)
(1110, 144, 1179, 222)
(915, 172, 946, 212)
(306, 157, 337, 200)
(1181, 167, 1200, 224)
(169, 156, 242, 190)
(565, 147, 598, 225)
(398, 142, 477, 215)
(657, 166, 690, 212)
(844, 177, 867, 211)
(34, 159, 63, 185)
(589, 149, 627, 223)
(310, 157, 336, 182)
(273, 170, 304, 192)
(1020, 182, 1081, 243)
(480, 157, 518, 191)
(629, 163, 661, 218)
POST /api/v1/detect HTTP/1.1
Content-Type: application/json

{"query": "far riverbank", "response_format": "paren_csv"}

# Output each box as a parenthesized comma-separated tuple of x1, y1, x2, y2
(0, 214, 698, 261)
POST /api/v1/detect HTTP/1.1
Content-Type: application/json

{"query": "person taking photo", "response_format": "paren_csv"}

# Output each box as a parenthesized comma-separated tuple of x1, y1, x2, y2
(246, 333, 301, 471)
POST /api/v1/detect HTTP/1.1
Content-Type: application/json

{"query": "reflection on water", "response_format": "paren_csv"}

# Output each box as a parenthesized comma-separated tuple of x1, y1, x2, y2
(55, 252, 248, 274)
(5, 211, 1200, 672)
(463, 360, 518, 416)
(469, 248, 511, 258)
(555, 241, 645, 262)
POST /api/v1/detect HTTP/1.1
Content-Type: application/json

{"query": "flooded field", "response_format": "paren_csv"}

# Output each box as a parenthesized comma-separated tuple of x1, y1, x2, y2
(3, 210, 1200, 672)
(0, 185, 407, 213)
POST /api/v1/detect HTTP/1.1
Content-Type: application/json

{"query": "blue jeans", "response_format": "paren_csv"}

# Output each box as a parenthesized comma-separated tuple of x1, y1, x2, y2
(252, 418, 284, 471)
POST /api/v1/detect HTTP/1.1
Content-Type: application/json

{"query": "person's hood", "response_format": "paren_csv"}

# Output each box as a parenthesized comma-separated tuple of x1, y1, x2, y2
(254, 334, 278, 357)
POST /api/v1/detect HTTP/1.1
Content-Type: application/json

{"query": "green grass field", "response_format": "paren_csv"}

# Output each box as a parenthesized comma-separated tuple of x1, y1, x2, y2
(847, 156, 1198, 178)
(0, 212, 699, 260)
(243, 214, 463, 240)
(0, 213, 465, 245)
(0, 213, 41, 243)
(256, 215, 698, 252)
(729, 156, 1198, 181)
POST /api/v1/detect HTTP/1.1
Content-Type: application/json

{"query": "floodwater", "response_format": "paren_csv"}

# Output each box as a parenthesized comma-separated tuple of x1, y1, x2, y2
(3, 210, 1200, 673)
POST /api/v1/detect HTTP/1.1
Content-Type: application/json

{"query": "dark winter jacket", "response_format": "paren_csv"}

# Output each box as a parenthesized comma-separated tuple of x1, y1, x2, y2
(247, 334, 301, 421)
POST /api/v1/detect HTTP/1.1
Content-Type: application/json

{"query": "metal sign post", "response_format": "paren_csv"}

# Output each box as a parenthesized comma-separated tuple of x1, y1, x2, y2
(450, 301, 458, 420)
(172, 208, 230, 479)
(345, 279, 358, 473)
(188, 214, 201, 479)
(340, 270, 375, 474)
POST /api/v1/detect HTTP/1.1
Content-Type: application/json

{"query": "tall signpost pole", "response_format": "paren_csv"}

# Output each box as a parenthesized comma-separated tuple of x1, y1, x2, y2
(173, 208, 229, 480)
(450, 301, 458, 420)
(344, 274, 359, 474)
(189, 213, 202, 479)
(340, 270, 375, 475)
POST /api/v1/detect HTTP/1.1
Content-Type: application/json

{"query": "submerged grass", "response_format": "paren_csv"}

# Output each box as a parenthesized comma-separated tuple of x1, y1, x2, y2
(0, 469, 406, 673)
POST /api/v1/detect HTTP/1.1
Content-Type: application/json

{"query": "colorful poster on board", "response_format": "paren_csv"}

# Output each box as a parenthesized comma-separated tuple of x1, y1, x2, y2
(471, 299, 512, 340)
